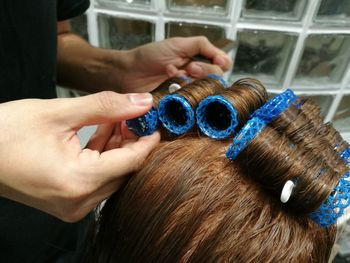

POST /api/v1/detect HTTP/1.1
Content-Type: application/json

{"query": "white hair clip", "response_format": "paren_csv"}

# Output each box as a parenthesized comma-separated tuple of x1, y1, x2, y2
(168, 83, 182, 93)
(280, 180, 295, 203)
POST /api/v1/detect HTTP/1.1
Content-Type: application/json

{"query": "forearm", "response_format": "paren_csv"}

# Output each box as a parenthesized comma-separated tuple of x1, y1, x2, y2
(57, 33, 132, 93)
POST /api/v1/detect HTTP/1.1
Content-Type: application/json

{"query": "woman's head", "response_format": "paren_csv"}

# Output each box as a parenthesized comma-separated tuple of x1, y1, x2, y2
(87, 77, 348, 262)
(87, 137, 336, 263)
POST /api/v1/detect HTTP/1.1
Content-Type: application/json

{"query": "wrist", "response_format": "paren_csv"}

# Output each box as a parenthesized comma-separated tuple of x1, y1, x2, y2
(104, 49, 134, 93)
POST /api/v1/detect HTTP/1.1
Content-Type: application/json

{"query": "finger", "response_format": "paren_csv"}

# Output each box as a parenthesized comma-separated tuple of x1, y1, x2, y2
(121, 121, 138, 140)
(213, 54, 232, 71)
(166, 64, 179, 78)
(181, 36, 224, 58)
(57, 91, 153, 128)
(97, 132, 160, 178)
(176, 70, 188, 78)
(86, 123, 116, 152)
(166, 64, 190, 80)
(103, 121, 139, 151)
(184, 62, 224, 78)
(104, 123, 123, 151)
(178, 37, 232, 70)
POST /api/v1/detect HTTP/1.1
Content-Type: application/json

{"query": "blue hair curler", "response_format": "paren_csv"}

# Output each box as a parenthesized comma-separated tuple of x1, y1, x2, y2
(196, 95, 238, 139)
(126, 107, 159, 136)
(157, 94, 195, 135)
(340, 148, 350, 165)
(226, 117, 266, 160)
(251, 89, 298, 123)
(309, 171, 350, 227)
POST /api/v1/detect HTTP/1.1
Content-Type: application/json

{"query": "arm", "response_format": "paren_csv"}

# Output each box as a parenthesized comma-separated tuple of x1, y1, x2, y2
(57, 21, 232, 94)
(57, 21, 130, 93)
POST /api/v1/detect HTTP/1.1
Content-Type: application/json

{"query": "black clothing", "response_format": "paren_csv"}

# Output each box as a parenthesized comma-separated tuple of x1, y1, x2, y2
(0, 0, 90, 102)
(0, 0, 91, 262)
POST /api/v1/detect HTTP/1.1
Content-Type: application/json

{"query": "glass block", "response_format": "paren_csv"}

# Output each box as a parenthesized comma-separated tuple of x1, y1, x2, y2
(167, 0, 229, 16)
(294, 34, 350, 85)
(71, 15, 88, 41)
(299, 94, 333, 117)
(315, 0, 350, 25)
(98, 14, 155, 50)
(96, 0, 150, 9)
(165, 22, 226, 43)
(232, 30, 297, 87)
(333, 95, 350, 132)
(241, 0, 307, 21)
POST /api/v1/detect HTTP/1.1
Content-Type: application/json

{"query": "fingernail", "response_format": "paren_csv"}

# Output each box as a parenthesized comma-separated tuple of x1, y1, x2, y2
(178, 75, 192, 83)
(190, 63, 203, 76)
(128, 93, 153, 106)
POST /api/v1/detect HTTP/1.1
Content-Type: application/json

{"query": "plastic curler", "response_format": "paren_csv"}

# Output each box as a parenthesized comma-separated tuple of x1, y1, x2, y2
(309, 171, 350, 227)
(196, 95, 238, 139)
(126, 107, 159, 137)
(157, 94, 195, 136)
(126, 77, 191, 136)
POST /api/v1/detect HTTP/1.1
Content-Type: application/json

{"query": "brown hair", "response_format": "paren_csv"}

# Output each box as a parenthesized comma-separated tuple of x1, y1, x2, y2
(271, 104, 346, 174)
(152, 77, 190, 105)
(85, 137, 336, 263)
(85, 78, 343, 262)
(216, 78, 268, 127)
(238, 126, 346, 214)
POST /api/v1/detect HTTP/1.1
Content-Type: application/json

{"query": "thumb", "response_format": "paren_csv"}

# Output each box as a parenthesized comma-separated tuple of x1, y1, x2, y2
(59, 91, 153, 128)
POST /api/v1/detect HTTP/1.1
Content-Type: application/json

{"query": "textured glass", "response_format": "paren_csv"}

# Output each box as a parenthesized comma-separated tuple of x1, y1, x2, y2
(71, 15, 89, 41)
(334, 95, 350, 132)
(232, 30, 297, 86)
(315, 0, 350, 24)
(294, 34, 350, 85)
(299, 95, 333, 117)
(167, 0, 229, 16)
(166, 22, 225, 43)
(241, 0, 307, 21)
(96, 0, 150, 8)
(98, 14, 154, 50)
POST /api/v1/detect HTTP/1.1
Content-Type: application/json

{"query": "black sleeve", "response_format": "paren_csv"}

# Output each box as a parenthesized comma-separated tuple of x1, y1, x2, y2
(57, 0, 90, 21)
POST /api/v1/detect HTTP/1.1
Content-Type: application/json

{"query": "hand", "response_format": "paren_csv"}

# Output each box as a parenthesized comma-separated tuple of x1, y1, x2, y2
(117, 36, 232, 93)
(0, 92, 160, 222)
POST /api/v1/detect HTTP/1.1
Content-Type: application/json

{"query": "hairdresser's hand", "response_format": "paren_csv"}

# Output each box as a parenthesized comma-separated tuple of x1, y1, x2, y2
(0, 92, 160, 222)
(118, 36, 232, 93)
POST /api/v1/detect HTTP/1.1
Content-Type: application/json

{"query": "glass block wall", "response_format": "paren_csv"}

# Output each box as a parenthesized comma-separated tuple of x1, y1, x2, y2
(69, 0, 350, 141)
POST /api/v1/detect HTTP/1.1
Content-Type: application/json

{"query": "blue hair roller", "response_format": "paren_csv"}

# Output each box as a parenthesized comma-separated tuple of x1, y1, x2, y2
(226, 117, 266, 160)
(126, 107, 159, 136)
(340, 148, 350, 165)
(207, 74, 228, 88)
(196, 95, 238, 139)
(309, 171, 350, 227)
(157, 94, 195, 135)
(251, 89, 298, 123)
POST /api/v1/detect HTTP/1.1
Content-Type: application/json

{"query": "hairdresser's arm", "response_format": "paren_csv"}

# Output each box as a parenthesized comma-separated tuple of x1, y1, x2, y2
(0, 92, 160, 222)
(57, 20, 231, 93)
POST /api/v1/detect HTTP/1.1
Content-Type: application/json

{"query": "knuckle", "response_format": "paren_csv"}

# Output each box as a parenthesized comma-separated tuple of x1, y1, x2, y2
(170, 37, 184, 47)
(197, 35, 209, 44)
